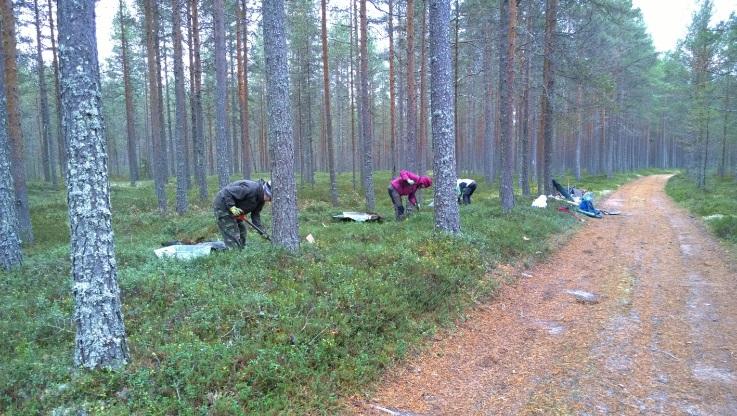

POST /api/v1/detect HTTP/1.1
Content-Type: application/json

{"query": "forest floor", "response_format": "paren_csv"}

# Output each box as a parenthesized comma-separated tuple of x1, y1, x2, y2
(356, 175, 737, 415)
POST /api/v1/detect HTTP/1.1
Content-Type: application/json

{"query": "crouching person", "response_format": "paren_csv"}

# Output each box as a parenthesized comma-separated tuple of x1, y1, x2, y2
(388, 170, 432, 220)
(456, 178, 477, 205)
(213, 179, 272, 249)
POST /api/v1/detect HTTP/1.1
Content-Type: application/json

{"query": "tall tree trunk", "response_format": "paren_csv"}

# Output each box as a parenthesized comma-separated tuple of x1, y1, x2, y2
(575, 84, 582, 181)
(190, 0, 207, 199)
(498, 0, 516, 212)
(119, 0, 139, 186)
(263, 0, 299, 252)
(350, 0, 357, 190)
(419, 0, 429, 173)
(162, 38, 174, 178)
(214, 0, 230, 187)
(34, 0, 56, 186)
(321, 0, 338, 206)
(237, 0, 252, 179)
(388, 0, 397, 175)
(483, 16, 494, 184)
(520, 4, 532, 195)
(429, 0, 459, 233)
(58, 0, 129, 369)
(0, 0, 32, 243)
(0, 25, 21, 270)
(719, 79, 729, 177)
(453, 0, 460, 172)
(359, 0, 375, 210)
(48, 0, 66, 182)
(406, 0, 418, 171)
(540, 0, 556, 194)
(172, 0, 188, 214)
(144, 0, 167, 211)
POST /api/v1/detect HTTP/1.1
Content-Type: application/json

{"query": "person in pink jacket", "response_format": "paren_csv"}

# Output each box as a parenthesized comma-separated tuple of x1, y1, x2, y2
(388, 170, 432, 220)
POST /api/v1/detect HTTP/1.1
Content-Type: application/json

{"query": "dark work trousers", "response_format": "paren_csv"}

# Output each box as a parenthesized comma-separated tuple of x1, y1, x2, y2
(388, 186, 405, 220)
(214, 208, 247, 249)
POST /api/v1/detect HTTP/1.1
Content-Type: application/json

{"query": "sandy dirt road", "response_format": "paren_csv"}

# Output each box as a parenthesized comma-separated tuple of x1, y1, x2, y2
(356, 175, 737, 415)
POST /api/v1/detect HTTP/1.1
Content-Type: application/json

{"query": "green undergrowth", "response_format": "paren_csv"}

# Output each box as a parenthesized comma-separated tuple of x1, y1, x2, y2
(666, 173, 737, 244)
(1, 170, 650, 414)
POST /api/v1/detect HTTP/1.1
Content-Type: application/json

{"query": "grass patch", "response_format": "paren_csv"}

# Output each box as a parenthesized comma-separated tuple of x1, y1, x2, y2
(1, 170, 651, 414)
(666, 173, 737, 244)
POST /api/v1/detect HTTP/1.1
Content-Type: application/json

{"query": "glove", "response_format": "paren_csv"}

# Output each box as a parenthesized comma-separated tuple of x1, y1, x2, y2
(229, 206, 244, 217)
(406, 179, 415, 185)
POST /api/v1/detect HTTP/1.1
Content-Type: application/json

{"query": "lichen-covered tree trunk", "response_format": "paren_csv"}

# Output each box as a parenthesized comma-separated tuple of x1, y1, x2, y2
(321, 0, 338, 206)
(498, 0, 516, 212)
(34, 0, 56, 187)
(359, 0, 375, 211)
(263, 0, 300, 252)
(0, 26, 21, 271)
(214, 0, 230, 188)
(58, 0, 129, 369)
(144, 0, 167, 211)
(0, 0, 32, 243)
(172, 0, 188, 214)
(429, 0, 459, 233)
(118, 0, 139, 186)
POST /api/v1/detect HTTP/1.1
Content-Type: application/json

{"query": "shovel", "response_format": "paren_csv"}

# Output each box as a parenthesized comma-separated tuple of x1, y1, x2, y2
(236, 215, 272, 241)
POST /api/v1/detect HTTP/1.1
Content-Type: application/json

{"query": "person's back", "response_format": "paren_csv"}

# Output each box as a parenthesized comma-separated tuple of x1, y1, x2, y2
(456, 178, 477, 204)
(213, 179, 272, 248)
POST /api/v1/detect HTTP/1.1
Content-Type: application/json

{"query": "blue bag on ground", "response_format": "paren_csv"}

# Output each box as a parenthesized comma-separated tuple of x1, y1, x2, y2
(577, 192, 603, 218)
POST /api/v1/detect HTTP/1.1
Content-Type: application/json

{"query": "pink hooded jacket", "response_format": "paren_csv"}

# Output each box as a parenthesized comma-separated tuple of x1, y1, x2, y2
(390, 170, 432, 205)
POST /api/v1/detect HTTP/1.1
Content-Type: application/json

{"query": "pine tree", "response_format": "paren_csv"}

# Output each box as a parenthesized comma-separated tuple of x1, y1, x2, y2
(430, 0, 459, 233)
(264, 0, 300, 252)
(58, 0, 129, 369)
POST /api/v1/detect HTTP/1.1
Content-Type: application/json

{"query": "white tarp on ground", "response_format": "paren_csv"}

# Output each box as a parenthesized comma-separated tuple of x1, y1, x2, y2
(154, 241, 227, 260)
(331, 212, 382, 222)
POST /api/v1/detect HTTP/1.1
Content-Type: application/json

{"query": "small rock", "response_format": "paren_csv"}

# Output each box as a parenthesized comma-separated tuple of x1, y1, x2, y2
(566, 289, 601, 304)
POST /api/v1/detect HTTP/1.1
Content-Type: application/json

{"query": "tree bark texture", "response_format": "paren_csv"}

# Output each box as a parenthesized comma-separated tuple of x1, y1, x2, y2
(321, 0, 338, 206)
(34, 0, 56, 186)
(237, 0, 252, 179)
(263, 0, 300, 252)
(498, 0, 516, 212)
(406, 0, 418, 172)
(172, 0, 188, 214)
(359, 0, 376, 210)
(0, 0, 32, 243)
(144, 0, 167, 211)
(429, 0, 460, 233)
(48, 0, 66, 181)
(118, 0, 139, 186)
(0, 24, 21, 271)
(214, 0, 230, 187)
(189, 0, 207, 200)
(58, 0, 129, 369)
(388, 0, 397, 175)
(540, 0, 556, 194)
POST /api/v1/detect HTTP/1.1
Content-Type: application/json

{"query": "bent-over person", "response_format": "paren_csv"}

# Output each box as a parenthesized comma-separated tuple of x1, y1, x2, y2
(213, 179, 272, 249)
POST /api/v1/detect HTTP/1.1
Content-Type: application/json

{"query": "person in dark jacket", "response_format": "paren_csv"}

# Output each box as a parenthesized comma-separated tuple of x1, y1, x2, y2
(456, 178, 477, 205)
(213, 179, 272, 249)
